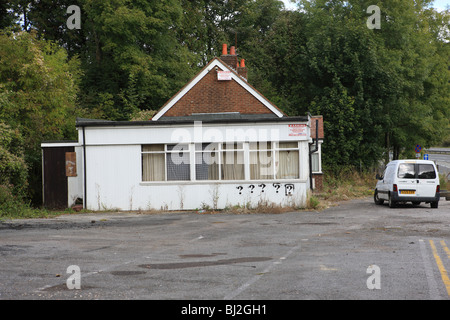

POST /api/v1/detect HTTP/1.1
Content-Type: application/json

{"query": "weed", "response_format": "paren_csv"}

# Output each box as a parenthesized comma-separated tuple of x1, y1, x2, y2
(307, 195, 320, 210)
(319, 169, 375, 202)
(439, 173, 450, 190)
(222, 199, 296, 214)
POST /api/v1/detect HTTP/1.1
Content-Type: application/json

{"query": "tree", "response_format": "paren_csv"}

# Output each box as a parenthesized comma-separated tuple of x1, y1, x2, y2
(256, 1, 387, 171)
(369, 0, 449, 159)
(74, 0, 197, 120)
(258, 0, 449, 171)
(0, 1, 17, 29)
(0, 123, 28, 200)
(0, 30, 81, 204)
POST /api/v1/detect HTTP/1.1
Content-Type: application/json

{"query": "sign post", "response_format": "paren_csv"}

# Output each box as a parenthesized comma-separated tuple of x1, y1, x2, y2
(415, 144, 421, 153)
(415, 144, 421, 159)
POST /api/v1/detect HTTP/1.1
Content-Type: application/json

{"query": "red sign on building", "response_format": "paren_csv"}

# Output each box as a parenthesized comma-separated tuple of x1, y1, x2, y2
(288, 124, 307, 136)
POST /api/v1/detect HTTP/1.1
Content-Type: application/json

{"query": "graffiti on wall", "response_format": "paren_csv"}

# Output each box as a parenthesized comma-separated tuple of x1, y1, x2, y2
(236, 183, 294, 196)
(285, 184, 294, 196)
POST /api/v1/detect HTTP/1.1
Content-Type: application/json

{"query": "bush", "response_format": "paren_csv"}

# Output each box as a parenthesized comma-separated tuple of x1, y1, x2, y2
(441, 135, 450, 147)
(439, 173, 450, 191)
(0, 123, 33, 218)
(0, 184, 60, 219)
(0, 123, 28, 198)
(0, 184, 30, 218)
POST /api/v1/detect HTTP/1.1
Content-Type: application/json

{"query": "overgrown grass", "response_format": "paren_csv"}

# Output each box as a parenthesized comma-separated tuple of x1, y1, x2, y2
(206, 192, 326, 214)
(0, 185, 70, 220)
(317, 168, 376, 202)
(220, 199, 297, 214)
(0, 204, 68, 220)
(439, 173, 450, 191)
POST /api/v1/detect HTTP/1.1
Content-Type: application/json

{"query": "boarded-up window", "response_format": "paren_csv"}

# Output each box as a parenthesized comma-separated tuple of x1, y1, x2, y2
(65, 152, 77, 177)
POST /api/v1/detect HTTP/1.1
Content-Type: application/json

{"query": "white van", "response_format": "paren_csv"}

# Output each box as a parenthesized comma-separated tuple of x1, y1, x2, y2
(374, 160, 440, 208)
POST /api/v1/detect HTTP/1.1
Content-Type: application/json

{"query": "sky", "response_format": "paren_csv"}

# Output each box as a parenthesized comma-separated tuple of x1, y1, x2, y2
(433, 0, 450, 10)
(281, 0, 450, 11)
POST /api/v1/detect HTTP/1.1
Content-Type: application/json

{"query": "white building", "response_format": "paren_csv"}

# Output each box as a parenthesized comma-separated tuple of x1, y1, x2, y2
(41, 45, 323, 211)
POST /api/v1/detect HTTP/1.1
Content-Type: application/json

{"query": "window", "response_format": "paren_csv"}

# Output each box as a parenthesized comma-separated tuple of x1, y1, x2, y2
(311, 153, 320, 172)
(249, 142, 299, 180)
(195, 143, 219, 180)
(418, 164, 436, 179)
(142, 144, 190, 181)
(142, 144, 165, 181)
(250, 142, 274, 180)
(166, 144, 190, 181)
(221, 143, 244, 180)
(195, 143, 244, 180)
(276, 142, 299, 179)
(142, 141, 301, 182)
(397, 163, 415, 179)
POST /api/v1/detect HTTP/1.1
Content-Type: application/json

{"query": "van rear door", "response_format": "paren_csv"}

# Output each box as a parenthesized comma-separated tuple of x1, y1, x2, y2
(397, 163, 417, 198)
(416, 163, 438, 198)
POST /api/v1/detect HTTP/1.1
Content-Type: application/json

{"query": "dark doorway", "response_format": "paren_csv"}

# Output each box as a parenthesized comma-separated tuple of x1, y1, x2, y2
(42, 146, 74, 209)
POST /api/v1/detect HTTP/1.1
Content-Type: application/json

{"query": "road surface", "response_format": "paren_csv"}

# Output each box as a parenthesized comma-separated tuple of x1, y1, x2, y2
(1, 197, 449, 305)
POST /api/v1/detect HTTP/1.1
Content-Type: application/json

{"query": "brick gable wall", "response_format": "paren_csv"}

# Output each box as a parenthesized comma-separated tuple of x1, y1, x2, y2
(163, 67, 273, 117)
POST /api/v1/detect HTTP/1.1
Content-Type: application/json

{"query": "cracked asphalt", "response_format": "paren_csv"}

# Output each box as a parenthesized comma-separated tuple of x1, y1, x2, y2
(1, 197, 449, 301)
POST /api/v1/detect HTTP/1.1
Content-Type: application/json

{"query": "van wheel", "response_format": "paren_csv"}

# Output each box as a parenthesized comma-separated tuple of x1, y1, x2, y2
(431, 202, 438, 209)
(388, 193, 396, 208)
(374, 190, 384, 205)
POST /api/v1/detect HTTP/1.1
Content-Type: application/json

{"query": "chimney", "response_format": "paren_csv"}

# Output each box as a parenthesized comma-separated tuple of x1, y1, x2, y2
(220, 44, 248, 80)
(222, 43, 227, 56)
(220, 43, 238, 71)
(237, 59, 247, 80)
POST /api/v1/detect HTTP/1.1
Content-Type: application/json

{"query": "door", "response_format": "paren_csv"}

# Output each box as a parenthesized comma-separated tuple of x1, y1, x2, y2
(43, 146, 74, 209)
(377, 165, 392, 200)
(396, 163, 417, 198)
(416, 163, 438, 198)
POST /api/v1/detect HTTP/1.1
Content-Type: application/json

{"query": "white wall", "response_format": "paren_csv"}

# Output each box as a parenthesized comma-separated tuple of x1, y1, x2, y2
(82, 143, 309, 211)
(80, 121, 310, 146)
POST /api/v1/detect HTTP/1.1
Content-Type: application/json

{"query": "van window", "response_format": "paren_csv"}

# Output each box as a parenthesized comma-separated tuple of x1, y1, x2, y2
(398, 163, 415, 179)
(418, 164, 436, 179)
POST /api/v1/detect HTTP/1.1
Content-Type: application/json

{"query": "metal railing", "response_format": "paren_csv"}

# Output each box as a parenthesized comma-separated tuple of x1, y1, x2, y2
(425, 148, 450, 154)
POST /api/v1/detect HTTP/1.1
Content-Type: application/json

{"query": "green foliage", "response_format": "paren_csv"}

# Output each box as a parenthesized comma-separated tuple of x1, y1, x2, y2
(0, 122, 30, 217)
(75, 0, 197, 120)
(247, 0, 449, 172)
(0, 30, 81, 204)
(0, 123, 28, 198)
(0, 30, 81, 141)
